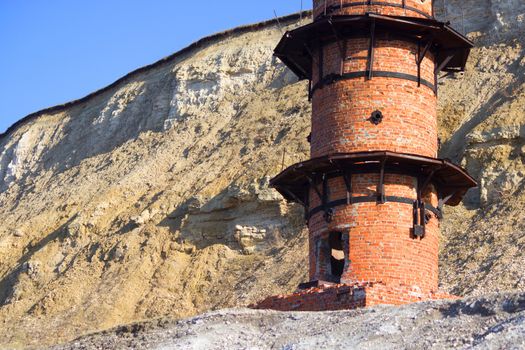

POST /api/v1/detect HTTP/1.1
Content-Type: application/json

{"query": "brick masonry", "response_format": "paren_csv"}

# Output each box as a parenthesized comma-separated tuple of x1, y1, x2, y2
(250, 0, 465, 312)
(308, 174, 440, 292)
(311, 37, 437, 158)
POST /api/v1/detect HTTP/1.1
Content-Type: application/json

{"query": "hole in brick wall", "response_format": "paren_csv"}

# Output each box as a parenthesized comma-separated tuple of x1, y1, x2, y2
(315, 231, 348, 283)
(369, 110, 383, 125)
(329, 232, 344, 281)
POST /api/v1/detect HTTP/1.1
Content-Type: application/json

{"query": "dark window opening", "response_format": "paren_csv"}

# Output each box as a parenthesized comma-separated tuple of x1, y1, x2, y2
(329, 231, 344, 281)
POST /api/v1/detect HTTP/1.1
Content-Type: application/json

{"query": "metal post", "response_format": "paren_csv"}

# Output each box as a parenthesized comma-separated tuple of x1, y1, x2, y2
(377, 158, 386, 204)
(318, 39, 324, 83)
(328, 19, 346, 76)
(367, 19, 376, 81)
(417, 40, 421, 86)
(417, 39, 433, 87)
(273, 10, 283, 35)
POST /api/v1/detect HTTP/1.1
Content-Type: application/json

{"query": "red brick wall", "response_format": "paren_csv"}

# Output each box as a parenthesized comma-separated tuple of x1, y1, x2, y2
(311, 37, 437, 158)
(308, 173, 440, 293)
(312, 0, 434, 19)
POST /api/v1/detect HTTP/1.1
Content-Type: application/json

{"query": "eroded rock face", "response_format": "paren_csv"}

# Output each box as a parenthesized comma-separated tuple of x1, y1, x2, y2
(435, 0, 525, 208)
(1, 2, 525, 348)
(434, 0, 525, 38)
(0, 16, 310, 348)
(234, 225, 267, 255)
(175, 177, 301, 254)
(433, 0, 525, 298)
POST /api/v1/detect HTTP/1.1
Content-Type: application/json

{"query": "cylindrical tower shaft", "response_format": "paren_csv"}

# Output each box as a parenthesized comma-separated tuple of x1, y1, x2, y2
(269, 0, 476, 305)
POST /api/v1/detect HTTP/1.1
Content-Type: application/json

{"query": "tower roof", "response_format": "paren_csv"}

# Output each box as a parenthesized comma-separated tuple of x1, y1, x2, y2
(275, 13, 473, 80)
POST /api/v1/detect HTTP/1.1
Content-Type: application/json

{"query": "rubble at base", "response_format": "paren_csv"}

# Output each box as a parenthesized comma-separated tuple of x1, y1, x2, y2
(251, 282, 457, 311)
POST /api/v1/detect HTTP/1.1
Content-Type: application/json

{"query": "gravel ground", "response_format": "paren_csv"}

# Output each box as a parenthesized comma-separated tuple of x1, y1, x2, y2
(50, 292, 525, 350)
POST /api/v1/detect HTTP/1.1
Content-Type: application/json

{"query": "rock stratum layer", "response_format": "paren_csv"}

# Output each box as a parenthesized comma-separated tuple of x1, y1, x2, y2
(1, 1, 525, 348)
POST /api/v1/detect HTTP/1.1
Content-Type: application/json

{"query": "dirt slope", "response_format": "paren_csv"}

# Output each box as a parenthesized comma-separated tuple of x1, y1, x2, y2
(51, 292, 525, 350)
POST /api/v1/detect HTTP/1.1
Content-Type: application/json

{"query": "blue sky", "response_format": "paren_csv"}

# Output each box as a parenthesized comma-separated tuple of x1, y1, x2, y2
(0, 0, 302, 133)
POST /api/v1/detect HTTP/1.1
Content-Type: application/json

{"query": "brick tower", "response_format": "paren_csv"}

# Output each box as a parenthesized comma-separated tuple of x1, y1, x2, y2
(252, 1, 477, 311)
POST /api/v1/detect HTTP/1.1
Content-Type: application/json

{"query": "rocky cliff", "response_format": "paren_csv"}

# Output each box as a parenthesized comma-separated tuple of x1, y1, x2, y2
(1, 1, 525, 348)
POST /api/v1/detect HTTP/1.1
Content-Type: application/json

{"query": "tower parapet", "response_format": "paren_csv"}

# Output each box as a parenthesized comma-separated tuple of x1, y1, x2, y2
(313, 0, 434, 19)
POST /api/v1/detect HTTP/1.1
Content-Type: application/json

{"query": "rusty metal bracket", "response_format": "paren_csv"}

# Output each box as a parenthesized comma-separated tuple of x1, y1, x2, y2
(434, 53, 456, 94)
(304, 187, 310, 221)
(322, 174, 329, 208)
(438, 71, 456, 80)
(305, 174, 323, 204)
(303, 42, 315, 61)
(417, 38, 434, 87)
(435, 53, 455, 74)
(327, 19, 346, 59)
(434, 61, 439, 95)
(377, 157, 387, 204)
(275, 186, 306, 207)
(412, 201, 425, 238)
(413, 177, 427, 238)
(419, 196, 426, 234)
(303, 42, 319, 99)
(302, 172, 335, 223)
(333, 160, 353, 204)
(328, 18, 347, 75)
(437, 192, 455, 216)
(342, 171, 353, 205)
(322, 174, 335, 222)
(367, 18, 376, 81)
(419, 168, 438, 196)
(318, 39, 324, 81)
